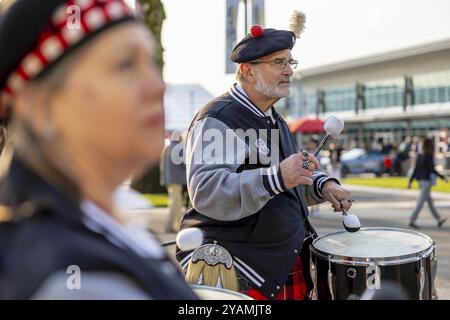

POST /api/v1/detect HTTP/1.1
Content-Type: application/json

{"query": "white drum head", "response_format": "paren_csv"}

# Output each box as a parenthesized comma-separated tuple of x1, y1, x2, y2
(313, 228, 433, 259)
(191, 285, 254, 300)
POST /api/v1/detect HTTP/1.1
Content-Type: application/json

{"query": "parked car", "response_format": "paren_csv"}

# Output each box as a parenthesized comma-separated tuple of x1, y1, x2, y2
(340, 148, 385, 177)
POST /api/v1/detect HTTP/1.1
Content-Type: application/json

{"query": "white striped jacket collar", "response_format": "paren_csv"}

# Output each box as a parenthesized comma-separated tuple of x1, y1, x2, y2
(229, 83, 270, 118)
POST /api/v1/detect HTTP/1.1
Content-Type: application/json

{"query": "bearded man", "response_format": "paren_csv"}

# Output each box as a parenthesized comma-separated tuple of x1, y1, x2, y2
(176, 25, 353, 300)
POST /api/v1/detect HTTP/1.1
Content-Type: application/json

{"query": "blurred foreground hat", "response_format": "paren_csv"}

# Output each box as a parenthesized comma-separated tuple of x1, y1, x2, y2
(0, 0, 135, 98)
(230, 10, 306, 63)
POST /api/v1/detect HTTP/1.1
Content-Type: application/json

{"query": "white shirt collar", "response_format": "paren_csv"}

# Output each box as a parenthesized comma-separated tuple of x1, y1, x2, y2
(80, 188, 165, 260)
(264, 109, 276, 124)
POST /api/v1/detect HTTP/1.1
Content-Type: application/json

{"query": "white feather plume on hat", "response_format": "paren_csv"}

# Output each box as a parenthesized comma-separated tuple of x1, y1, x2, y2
(289, 10, 306, 38)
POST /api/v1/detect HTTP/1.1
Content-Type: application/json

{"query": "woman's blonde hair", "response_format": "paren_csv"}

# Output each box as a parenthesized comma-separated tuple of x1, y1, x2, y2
(1, 52, 82, 202)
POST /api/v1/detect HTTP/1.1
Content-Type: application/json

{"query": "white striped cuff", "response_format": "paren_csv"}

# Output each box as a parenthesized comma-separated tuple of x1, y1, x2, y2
(314, 175, 341, 198)
(261, 165, 286, 197)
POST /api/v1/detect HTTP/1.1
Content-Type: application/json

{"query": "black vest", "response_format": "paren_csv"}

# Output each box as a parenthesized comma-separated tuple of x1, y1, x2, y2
(177, 92, 316, 299)
(0, 157, 197, 300)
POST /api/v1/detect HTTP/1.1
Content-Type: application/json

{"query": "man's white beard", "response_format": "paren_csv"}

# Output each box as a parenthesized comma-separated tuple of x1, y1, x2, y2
(254, 71, 292, 98)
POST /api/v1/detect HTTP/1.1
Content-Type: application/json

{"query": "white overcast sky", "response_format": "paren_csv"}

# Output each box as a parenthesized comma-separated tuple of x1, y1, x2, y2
(160, 0, 450, 96)
(2, 0, 449, 95)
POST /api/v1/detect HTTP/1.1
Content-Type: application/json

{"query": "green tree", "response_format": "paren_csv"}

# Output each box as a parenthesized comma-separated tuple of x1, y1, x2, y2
(132, 0, 167, 194)
(138, 0, 166, 70)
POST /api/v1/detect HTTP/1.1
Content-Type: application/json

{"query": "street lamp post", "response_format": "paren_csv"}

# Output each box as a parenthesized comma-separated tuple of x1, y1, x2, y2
(243, 0, 248, 32)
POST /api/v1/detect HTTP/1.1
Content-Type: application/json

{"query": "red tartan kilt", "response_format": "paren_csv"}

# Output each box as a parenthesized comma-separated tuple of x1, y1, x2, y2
(243, 256, 308, 300)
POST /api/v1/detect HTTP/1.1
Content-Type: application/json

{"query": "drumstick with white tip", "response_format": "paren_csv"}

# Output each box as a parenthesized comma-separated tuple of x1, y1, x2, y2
(311, 115, 359, 232)
(341, 205, 361, 233)
(313, 115, 345, 157)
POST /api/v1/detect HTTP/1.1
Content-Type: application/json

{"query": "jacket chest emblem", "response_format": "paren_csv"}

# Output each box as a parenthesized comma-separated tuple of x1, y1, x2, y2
(255, 138, 270, 155)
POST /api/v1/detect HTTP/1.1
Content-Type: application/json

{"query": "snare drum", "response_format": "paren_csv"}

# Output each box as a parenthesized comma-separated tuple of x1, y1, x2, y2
(191, 285, 254, 300)
(309, 228, 437, 300)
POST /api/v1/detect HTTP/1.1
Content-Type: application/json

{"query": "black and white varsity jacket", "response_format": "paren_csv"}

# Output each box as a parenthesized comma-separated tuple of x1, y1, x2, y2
(176, 84, 339, 299)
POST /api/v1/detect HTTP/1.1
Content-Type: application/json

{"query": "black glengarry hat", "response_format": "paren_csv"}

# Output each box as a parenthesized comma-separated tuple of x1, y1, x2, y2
(230, 25, 296, 63)
(231, 10, 306, 63)
(0, 0, 135, 97)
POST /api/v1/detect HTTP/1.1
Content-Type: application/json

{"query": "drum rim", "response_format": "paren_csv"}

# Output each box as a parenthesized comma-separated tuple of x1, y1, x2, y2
(310, 227, 435, 265)
(190, 285, 254, 300)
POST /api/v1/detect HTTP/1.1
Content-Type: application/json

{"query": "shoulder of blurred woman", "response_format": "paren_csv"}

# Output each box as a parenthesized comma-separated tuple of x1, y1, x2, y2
(1, 211, 85, 259)
(31, 271, 151, 300)
(0, 212, 134, 299)
(0, 213, 72, 296)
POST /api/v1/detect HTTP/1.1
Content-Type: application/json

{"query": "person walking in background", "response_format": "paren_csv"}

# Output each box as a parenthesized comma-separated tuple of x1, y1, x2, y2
(328, 142, 342, 180)
(397, 136, 412, 176)
(160, 130, 187, 233)
(408, 138, 448, 228)
(383, 152, 393, 176)
(181, 130, 192, 210)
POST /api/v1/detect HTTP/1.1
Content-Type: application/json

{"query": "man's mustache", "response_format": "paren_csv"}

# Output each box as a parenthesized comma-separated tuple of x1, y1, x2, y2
(277, 77, 292, 84)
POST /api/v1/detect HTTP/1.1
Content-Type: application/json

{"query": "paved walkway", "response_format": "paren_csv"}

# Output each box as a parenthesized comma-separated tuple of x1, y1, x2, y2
(126, 185, 450, 300)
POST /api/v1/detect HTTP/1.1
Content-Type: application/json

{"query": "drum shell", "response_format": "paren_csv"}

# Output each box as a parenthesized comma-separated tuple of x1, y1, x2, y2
(309, 228, 437, 300)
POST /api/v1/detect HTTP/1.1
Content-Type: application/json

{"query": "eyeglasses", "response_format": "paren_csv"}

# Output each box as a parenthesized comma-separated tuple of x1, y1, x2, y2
(249, 58, 298, 70)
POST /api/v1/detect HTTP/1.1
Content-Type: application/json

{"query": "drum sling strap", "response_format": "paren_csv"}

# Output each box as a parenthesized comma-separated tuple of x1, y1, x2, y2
(301, 217, 318, 297)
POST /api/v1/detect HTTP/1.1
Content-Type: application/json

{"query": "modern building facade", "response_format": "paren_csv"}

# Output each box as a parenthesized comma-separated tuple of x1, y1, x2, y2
(164, 84, 213, 131)
(289, 38, 450, 153)
(289, 39, 450, 143)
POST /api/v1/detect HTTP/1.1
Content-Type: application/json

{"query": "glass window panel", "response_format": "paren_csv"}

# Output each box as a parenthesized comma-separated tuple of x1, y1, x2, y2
(413, 69, 450, 104)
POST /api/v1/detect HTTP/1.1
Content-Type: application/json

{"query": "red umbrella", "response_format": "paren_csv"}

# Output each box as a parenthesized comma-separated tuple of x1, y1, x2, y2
(288, 118, 324, 134)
